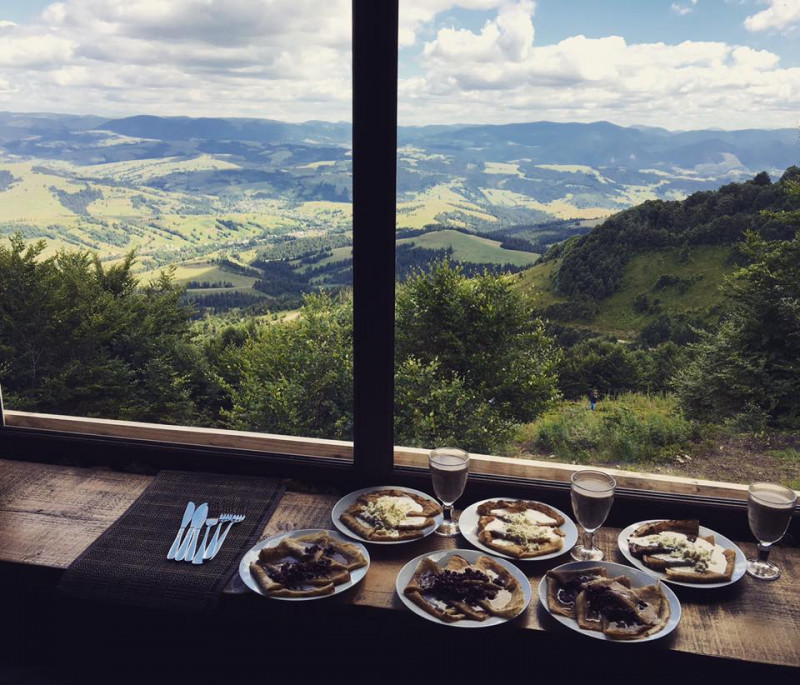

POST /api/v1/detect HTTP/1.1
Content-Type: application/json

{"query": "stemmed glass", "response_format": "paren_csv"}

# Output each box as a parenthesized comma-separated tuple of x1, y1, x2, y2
(429, 447, 470, 536)
(570, 470, 616, 561)
(746, 482, 797, 581)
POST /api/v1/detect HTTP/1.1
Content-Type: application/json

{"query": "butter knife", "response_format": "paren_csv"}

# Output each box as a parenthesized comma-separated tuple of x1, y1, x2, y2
(167, 501, 195, 560)
(177, 503, 209, 561)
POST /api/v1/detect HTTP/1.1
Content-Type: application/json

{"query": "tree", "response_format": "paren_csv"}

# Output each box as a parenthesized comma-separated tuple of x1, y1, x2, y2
(395, 261, 560, 451)
(224, 292, 354, 439)
(0, 234, 208, 424)
(557, 338, 643, 400)
(675, 229, 800, 428)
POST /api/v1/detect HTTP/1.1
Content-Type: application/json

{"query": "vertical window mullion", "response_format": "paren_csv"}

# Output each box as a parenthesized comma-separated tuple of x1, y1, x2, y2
(352, 0, 399, 484)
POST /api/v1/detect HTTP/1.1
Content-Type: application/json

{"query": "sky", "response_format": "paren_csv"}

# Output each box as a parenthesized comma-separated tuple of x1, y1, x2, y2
(0, 0, 799, 130)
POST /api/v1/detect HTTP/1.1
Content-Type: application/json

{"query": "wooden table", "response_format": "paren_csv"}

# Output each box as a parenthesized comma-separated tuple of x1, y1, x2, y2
(1, 458, 798, 671)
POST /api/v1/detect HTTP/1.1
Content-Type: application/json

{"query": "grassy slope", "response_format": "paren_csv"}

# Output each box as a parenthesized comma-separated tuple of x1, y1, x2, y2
(398, 229, 540, 266)
(511, 393, 800, 488)
(516, 245, 733, 338)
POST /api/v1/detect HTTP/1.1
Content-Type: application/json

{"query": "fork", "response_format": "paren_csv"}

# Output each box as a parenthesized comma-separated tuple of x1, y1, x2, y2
(206, 513, 246, 560)
(203, 513, 231, 560)
(191, 517, 218, 565)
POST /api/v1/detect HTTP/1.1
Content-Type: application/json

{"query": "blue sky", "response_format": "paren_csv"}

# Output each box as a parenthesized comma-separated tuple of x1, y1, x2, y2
(0, 1, 799, 129)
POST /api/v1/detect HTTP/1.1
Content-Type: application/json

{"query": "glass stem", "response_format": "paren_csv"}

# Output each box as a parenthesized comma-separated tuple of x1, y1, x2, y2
(443, 504, 453, 522)
(583, 529, 594, 550)
(757, 543, 771, 563)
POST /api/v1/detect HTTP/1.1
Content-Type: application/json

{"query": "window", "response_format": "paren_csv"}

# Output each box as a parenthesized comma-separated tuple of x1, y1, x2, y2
(2, 2, 792, 509)
(391, 1, 800, 496)
(0, 0, 356, 464)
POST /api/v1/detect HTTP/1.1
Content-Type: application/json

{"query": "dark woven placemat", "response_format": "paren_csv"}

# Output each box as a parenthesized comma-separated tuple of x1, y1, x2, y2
(58, 470, 285, 613)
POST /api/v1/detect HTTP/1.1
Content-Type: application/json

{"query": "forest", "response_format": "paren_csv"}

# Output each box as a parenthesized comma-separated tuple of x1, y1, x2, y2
(1, 169, 798, 484)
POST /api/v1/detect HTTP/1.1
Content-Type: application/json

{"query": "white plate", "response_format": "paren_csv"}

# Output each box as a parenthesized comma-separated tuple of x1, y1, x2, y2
(239, 528, 370, 601)
(332, 485, 444, 545)
(458, 497, 578, 561)
(538, 560, 681, 642)
(396, 548, 532, 628)
(618, 520, 747, 588)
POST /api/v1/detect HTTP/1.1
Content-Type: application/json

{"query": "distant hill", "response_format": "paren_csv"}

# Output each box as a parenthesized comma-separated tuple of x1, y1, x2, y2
(398, 120, 798, 171)
(552, 166, 800, 300)
(516, 166, 800, 340)
(1, 111, 797, 276)
(95, 115, 352, 145)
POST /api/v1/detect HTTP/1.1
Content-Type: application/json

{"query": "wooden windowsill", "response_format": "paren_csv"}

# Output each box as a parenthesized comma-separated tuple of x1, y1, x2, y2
(0, 458, 798, 670)
(6, 409, 785, 502)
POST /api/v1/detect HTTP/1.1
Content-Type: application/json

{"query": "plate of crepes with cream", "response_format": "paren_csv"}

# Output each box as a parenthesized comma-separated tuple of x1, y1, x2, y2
(332, 486, 443, 544)
(539, 561, 680, 642)
(240, 529, 369, 600)
(458, 498, 578, 560)
(618, 519, 747, 588)
(397, 549, 531, 627)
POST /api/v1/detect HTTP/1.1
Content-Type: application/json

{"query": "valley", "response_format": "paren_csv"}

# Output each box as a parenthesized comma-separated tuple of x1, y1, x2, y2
(1, 112, 796, 314)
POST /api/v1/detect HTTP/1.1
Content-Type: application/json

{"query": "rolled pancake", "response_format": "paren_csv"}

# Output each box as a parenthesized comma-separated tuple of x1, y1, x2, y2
(403, 558, 467, 623)
(249, 563, 336, 597)
(602, 585, 670, 640)
(574, 576, 632, 631)
(474, 556, 525, 619)
(632, 519, 699, 538)
(293, 532, 368, 571)
(476, 499, 564, 526)
(545, 567, 608, 618)
(665, 548, 736, 583)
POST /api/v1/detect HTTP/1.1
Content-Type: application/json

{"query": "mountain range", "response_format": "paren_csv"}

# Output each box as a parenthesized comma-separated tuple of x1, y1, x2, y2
(0, 111, 796, 275)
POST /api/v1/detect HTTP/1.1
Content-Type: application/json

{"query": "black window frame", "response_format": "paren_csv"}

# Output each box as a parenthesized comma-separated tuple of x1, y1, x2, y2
(0, 1, 795, 540)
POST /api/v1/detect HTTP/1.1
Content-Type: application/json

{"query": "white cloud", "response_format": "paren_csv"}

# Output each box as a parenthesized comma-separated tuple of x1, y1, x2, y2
(399, 1, 513, 47)
(671, 1, 698, 17)
(0, 0, 797, 130)
(0, 0, 354, 120)
(400, 0, 799, 128)
(745, 0, 800, 32)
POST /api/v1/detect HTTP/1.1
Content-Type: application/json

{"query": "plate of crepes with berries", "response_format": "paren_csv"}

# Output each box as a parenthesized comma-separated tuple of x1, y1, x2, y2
(240, 529, 369, 600)
(332, 486, 443, 544)
(539, 561, 680, 642)
(396, 549, 531, 627)
(459, 498, 577, 560)
(618, 519, 746, 588)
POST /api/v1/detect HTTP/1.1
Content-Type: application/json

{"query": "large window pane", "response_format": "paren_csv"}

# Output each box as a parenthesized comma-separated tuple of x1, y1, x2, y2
(0, 1, 354, 448)
(394, 1, 800, 488)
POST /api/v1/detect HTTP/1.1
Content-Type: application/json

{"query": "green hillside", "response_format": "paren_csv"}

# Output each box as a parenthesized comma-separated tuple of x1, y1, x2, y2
(398, 229, 539, 266)
(516, 245, 732, 339)
(515, 167, 800, 339)
(551, 168, 799, 302)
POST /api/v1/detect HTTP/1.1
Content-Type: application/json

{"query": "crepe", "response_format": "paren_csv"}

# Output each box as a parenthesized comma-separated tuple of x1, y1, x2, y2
(340, 489, 441, 541)
(249, 531, 367, 597)
(477, 500, 566, 559)
(403, 554, 526, 624)
(573, 578, 669, 639)
(545, 567, 609, 618)
(627, 520, 735, 583)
